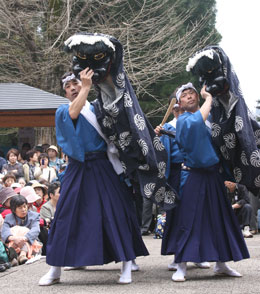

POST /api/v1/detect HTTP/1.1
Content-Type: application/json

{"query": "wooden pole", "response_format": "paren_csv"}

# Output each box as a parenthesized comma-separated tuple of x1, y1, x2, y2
(160, 98, 176, 126)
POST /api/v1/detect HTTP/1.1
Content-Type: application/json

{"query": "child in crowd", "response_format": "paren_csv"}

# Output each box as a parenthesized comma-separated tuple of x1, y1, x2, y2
(2, 173, 16, 188)
(17, 177, 26, 188)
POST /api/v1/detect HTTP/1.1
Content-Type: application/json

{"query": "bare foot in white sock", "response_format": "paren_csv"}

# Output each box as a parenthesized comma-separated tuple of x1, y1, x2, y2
(214, 262, 242, 277)
(172, 262, 187, 282)
(119, 261, 132, 284)
(39, 266, 61, 286)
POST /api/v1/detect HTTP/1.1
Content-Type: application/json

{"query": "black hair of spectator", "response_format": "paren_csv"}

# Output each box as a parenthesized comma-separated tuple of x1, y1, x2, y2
(41, 144, 50, 153)
(38, 179, 50, 189)
(22, 143, 31, 150)
(48, 182, 61, 199)
(10, 195, 28, 214)
(26, 149, 38, 162)
(38, 153, 49, 164)
(35, 145, 43, 153)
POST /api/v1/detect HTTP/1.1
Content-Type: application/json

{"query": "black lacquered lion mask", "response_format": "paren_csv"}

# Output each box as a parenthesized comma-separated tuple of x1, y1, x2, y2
(186, 48, 229, 96)
(64, 33, 115, 84)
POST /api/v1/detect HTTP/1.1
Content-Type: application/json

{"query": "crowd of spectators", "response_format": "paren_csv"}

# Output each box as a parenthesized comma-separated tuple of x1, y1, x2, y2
(0, 143, 65, 271)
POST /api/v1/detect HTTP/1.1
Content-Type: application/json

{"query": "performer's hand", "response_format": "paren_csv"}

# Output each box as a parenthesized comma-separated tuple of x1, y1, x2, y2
(200, 85, 212, 100)
(80, 67, 94, 90)
(154, 125, 163, 136)
(69, 67, 94, 119)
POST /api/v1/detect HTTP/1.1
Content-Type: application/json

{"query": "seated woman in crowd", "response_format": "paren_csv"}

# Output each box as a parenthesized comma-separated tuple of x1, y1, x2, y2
(0, 187, 18, 219)
(40, 182, 60, 228)
(34, 153, 57, 183)
(1, 148, 24, 179)
(1, 195, 42, 265)
(32, 182, 48, 213)
(2, 173, 16, 188)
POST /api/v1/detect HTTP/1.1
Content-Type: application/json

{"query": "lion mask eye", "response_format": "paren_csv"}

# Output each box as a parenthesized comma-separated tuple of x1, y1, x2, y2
(94, 52, 106, 60)
(76, 52, 87, 59)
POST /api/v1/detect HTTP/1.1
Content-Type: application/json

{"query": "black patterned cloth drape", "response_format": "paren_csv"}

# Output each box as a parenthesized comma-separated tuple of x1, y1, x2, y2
(199, 45, 260, 195)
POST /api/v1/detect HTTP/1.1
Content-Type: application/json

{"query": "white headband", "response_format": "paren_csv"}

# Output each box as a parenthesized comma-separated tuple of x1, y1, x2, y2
(62, 73, 79, 89)
(176, 82, 198, 101)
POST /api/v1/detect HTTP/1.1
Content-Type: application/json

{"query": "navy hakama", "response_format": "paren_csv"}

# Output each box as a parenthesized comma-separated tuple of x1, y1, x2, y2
(162, 165, 249, 262)
(46, 152, 149, 266)
(47, 103, 149, 267)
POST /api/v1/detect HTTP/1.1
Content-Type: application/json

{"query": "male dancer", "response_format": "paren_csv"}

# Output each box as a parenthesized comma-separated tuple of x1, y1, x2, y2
(38, 69, 149, 286)
(155, 94, 210, 271)
(165, 82, 249, 282)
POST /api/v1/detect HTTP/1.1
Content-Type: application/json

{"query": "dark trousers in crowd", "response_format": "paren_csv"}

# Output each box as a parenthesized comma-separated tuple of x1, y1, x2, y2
(38, 227, 48, 256)
(141, 197, 165, 235)
(234, 203, 252, 229)
(249, 191, 260, 232)
(141, 197, 153, 234)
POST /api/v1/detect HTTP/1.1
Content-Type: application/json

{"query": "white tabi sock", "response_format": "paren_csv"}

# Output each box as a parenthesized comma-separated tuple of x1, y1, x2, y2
(64, 266, 86, 271)
(168, 257, 178, 271)
(39, 266, 61, 286)
(194, 261, 210, 269)
(119, 261, 132, 284)
(172, 262, 187, 282)
(214, 262, 242, 277)
(131, 259, 140, 271)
